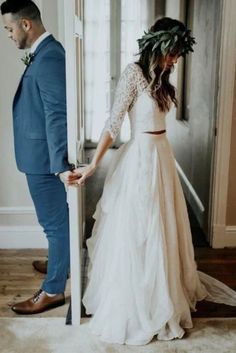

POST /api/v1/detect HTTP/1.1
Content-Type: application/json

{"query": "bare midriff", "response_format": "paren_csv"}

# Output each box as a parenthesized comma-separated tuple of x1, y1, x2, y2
(143, 130, 166, 135)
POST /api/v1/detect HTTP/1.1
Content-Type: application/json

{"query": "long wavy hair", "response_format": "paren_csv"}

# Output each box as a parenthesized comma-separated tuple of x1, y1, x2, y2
(136, 17, 188, 112)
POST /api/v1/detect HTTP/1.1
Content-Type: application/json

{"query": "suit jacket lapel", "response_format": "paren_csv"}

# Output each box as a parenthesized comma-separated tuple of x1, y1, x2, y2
(13, 35, 56, 109)
(13, 64, 31, 108)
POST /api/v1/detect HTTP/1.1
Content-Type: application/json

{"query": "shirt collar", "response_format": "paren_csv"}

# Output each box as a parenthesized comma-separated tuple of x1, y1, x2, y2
(30, 32, 51, 54)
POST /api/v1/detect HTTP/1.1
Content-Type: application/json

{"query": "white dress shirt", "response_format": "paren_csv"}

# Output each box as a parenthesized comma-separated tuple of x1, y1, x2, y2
(30, 31, 51, 54)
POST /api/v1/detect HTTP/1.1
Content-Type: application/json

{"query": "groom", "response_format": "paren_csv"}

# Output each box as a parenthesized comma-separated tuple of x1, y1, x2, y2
(1, 0, 77, 314)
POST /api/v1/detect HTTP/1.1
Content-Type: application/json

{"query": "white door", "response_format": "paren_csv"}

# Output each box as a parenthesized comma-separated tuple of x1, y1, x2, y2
(64, 0, 85, 325)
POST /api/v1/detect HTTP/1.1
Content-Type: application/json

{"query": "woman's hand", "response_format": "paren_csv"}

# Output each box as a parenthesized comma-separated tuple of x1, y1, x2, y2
(58, 170, 78, 185)
(66, 131, 113, 187)
(69, 164, 97, 186)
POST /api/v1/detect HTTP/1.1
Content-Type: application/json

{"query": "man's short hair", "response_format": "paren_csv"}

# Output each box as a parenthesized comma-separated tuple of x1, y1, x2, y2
(0, 0, 41, 22)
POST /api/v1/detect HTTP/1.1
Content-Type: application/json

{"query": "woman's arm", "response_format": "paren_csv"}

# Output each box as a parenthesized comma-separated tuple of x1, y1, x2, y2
(90, 131, 113, 168)
(69, 63, 138, 186)
(70, 131, 113, 186)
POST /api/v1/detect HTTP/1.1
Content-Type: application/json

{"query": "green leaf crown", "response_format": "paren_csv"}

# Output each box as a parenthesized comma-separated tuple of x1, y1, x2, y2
(137, 26, 196, 56)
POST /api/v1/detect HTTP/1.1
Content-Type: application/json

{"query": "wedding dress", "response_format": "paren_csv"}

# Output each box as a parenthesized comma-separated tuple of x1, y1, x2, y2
(82, 63, 236, 345)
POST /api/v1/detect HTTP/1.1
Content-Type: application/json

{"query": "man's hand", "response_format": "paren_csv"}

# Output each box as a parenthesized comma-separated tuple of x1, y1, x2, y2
(58, 170, 79, 186)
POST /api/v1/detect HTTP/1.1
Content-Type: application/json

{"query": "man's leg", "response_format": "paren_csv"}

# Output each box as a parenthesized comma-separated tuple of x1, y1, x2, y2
(26, 174, 70, 294)
(11, 174, 70, 314)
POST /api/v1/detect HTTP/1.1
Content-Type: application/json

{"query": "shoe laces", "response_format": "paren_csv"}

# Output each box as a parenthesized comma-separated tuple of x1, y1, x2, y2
(33, 289, 43, 303)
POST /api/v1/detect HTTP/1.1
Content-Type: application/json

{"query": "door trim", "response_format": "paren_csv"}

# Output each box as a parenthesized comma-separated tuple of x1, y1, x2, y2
(210, 0, 236, 248)
(64, 0, 84, 325)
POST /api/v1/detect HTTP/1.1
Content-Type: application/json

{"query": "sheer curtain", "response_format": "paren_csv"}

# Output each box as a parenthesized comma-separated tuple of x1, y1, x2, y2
(120, 0, 155, 142)
(84, 0, 110, 143)
(84, 0, 155, 144)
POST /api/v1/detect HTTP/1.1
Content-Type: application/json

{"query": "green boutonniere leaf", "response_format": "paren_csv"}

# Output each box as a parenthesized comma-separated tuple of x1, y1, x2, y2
(21, 52, 35, 66)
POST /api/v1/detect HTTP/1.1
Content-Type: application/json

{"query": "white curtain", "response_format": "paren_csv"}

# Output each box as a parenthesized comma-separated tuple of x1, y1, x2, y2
(120, 0, 155, 142)
(84, 0, 155, 144)
(84, 0, 110, 143)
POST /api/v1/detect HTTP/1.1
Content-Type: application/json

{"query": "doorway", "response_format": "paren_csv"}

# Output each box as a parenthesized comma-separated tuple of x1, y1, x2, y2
(165, 0, 222, 245)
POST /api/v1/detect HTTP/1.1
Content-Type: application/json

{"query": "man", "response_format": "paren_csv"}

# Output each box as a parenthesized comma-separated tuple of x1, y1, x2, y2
(1, 0, 77, 314)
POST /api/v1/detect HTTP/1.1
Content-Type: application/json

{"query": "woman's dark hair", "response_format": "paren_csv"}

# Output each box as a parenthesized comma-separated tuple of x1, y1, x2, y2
(0, 0, 41, 22)
(137, 17, 188, 112)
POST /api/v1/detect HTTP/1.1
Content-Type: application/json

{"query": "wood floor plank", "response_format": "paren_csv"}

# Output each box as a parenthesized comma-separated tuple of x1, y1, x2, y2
(1, 248, 236, 318)
(0, 249, 70, 318)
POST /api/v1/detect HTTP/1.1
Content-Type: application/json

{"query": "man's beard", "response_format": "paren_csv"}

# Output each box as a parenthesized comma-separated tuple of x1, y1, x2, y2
(18, 36, 28, 50)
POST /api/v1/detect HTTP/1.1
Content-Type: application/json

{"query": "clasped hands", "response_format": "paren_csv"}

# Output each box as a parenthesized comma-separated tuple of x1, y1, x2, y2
(58, 164, 96, 187)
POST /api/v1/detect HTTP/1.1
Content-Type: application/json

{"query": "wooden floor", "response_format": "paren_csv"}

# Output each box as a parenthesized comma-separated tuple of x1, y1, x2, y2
(0, 249, 70, 318)
(193, 247, 236, 317)
(1, 247, 236, 318)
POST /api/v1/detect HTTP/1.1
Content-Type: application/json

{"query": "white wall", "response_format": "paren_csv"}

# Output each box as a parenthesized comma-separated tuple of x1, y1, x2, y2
(0, 0, 59, 248)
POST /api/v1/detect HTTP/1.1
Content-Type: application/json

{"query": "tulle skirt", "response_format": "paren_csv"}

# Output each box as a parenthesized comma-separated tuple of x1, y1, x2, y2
(82, 132, 236, 345)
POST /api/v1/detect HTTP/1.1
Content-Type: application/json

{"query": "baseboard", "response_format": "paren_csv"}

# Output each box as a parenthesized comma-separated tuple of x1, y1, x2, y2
(211, 224, 226, 248)
(175, 160, 205, 227)
(0, 226, 47, 249)
(0, 207, 35, 214)
(0, 207, 44, 249)
(225, 226, 236, 247)
(211, 225, 236, 248)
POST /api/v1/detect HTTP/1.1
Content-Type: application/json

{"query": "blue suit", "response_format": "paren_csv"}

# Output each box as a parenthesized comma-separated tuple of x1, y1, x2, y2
(13, 35, 71, 293)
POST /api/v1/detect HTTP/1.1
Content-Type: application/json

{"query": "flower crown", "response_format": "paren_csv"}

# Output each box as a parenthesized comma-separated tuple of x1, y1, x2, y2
(137, 25, 196, 56)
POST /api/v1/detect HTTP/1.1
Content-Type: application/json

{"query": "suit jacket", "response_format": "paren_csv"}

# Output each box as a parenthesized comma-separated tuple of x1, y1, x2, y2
(13, 35, 72, 174)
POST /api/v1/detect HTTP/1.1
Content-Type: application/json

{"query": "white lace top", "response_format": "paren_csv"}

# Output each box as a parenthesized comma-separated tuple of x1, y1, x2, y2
(103, 63, 167, 140)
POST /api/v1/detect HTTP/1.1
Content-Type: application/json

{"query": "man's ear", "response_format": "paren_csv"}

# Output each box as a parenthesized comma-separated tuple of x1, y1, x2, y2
(21, 18, 32, 32)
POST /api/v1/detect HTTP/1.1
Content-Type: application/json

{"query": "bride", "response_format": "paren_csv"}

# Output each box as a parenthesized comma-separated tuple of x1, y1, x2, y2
(70, 17, 236, 345)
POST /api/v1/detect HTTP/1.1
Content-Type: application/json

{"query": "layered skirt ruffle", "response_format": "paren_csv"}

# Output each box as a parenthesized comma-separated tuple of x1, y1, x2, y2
(82, 133, 236, 345)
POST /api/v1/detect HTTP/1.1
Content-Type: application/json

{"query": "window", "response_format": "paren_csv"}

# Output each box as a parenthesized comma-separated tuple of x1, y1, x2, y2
(84, 0, 155, 145)
(84, 0, 110, 144)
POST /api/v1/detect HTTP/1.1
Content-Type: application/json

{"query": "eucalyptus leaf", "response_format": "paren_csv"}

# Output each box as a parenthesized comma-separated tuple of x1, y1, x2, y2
(174, 35, 178, 42)
(160, 33, 171, 41)
(170, 26, 180, 33)
(165, 39, 171, 48)
(143, 41, 151, 50)
(161, 41, 167, 54)
(152, 41, 160, 51)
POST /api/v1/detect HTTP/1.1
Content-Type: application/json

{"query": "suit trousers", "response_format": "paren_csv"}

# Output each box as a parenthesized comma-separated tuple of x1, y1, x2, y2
(26, 174, 70, 294)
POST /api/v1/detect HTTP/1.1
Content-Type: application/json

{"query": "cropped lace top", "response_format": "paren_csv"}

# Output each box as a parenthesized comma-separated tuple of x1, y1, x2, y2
(103, 63, 167, 140)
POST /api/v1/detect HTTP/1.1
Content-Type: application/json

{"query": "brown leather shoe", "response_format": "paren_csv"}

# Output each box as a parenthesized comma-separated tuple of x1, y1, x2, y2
(32, 260, 48, 274)
(32, 260, 70, 278)
(11, 289, 65, 315)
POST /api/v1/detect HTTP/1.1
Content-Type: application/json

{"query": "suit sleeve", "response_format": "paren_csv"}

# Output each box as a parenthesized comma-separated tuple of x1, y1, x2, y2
(36, 49, 72, 173)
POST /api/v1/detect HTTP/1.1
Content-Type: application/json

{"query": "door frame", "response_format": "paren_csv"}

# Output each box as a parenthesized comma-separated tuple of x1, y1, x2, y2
(209, 0, 236, 248)
(64, 0, 84, 325)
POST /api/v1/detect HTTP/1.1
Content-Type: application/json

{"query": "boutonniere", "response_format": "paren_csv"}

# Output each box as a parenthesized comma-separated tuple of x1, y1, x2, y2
(21, 52, 35, 66)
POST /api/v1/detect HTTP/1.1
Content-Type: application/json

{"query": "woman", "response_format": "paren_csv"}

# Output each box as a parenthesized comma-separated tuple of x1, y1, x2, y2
(72, 17, 236, 345)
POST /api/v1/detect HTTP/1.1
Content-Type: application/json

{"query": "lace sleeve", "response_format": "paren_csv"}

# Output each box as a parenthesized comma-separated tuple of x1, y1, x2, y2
(102, 63, 138, 140)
